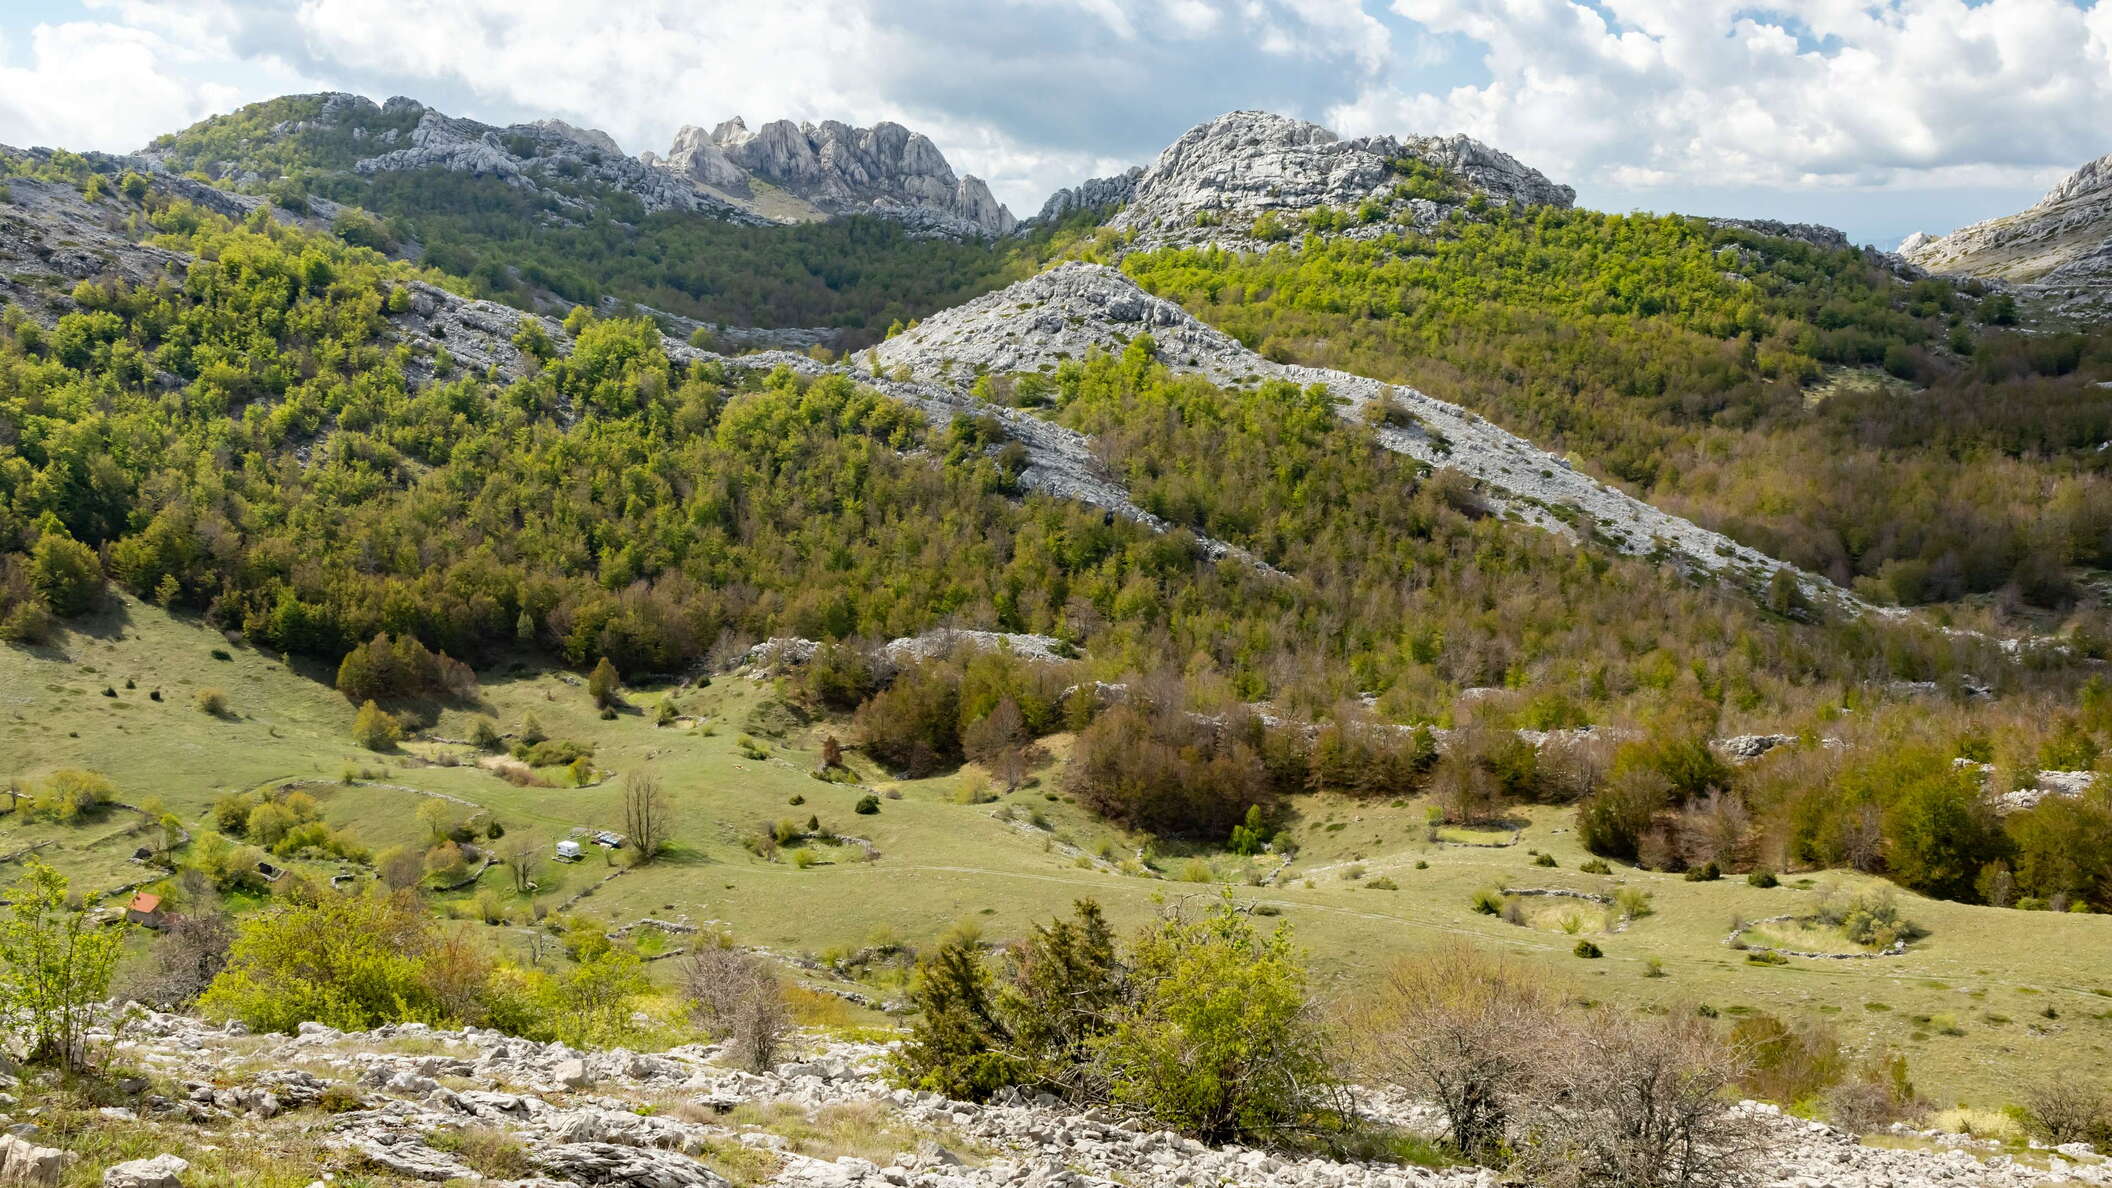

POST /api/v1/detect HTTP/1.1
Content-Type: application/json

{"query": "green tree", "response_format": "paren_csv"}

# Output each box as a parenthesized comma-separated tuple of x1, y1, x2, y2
(29, 530, 102, 617)
(891, 925, 1023, 1100)
(0, 861, 127, 1070)
(1880, 754, 2009, 901)
(352, 700, 400, 751)
(1095, 896, 1335, 1143)
(588, 656, 621, 709)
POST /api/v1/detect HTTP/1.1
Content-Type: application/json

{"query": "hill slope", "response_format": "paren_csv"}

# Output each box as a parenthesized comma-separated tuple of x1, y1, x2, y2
(1901, 151, 2112, 318)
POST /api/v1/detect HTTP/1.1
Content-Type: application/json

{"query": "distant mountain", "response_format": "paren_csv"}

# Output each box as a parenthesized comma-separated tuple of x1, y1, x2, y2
(1901, 151, 2112, 317)
(1032, 110, 1573, 246)
(142, 93, 1015, 239)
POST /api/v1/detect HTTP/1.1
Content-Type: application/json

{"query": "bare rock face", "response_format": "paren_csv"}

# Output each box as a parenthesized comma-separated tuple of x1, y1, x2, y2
(697, 116, 1017, 237)
(1035, 166, 1144, 222)
(1901, 150, 2112, 318)
(1101, 110, 1572, 247)
(150, 91, 1012, 241)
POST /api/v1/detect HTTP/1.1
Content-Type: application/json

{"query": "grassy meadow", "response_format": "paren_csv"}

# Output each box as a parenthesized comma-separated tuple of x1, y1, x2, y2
(3, 593, 2110, 1108)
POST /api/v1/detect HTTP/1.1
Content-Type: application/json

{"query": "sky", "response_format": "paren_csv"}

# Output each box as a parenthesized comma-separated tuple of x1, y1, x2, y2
(1, 0, 2107, 248)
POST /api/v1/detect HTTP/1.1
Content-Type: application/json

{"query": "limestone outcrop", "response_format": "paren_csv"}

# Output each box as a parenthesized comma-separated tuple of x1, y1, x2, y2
(144, 92, 1014, 240)
(1901, 151, 2112, 318)
(82, 1007, 2112, 1188)
(1088, 110, 1572, 247)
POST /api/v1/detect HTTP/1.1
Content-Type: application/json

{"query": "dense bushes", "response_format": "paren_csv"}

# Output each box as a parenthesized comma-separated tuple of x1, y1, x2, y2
(892, 898, 1337, 1144)
(197, 888, 660, 1047)
(335, 632, 476, 703)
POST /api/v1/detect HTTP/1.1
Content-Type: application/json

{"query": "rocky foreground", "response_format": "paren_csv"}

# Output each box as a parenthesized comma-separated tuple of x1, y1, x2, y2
(0, 1009, 2090, 1187)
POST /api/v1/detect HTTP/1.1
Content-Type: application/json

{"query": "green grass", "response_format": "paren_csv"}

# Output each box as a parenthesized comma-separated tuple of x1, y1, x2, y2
(6, 594, 2112, 1107)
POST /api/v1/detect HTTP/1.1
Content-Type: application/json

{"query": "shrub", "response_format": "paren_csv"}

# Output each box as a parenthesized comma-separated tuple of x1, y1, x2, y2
(1098, 898, 1336, 1143)
(352, 700, 401, 750)
(1534, 853, 1558, 867)
(1746, 949, 1789, 966)
(196, 688, 230, 716)
(1365, 877, 1399, 891)
(891, 898, 1332, 1144)
(2021, 1079, 2110, 1147)
(854, 795, 880, 815)
(1513, 1009, 1762, 1188)
(0, 862, 125, 1070)
(681, 940, 790, 1071)
(1683, 862, 1722, 882)
(1731, 1012, 1844, 1104)
(1470, 887, 1505, 915)
(199, 889, 493, 1032)
(1579, 858, 1612, 874)
(1573, 939, 1603, 958)
(1346, 943, 1551, 1155)
(1747, 870, 1779, 888)
(1613, 887, 1654, 920)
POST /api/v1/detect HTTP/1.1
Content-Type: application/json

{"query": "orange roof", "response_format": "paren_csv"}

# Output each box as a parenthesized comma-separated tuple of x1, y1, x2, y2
(127, 892, 162, 913)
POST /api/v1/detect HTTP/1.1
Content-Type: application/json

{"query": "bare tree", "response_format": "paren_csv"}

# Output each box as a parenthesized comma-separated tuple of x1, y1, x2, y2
(375, 845, 424, 891)
(1346, 943, 1552, 1156)
(500, 835, 543, 894)
(681, 939, 790, 1071)
(2023, 1078, 2109, 1146)
(622, 770, 673, 864)
(1513, 1008, 1763, 1188)
(121, 908, 234, 1008)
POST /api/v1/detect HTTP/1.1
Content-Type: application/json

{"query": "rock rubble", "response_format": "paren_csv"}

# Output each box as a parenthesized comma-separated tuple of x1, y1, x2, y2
(86, 1009, 2112, 1188)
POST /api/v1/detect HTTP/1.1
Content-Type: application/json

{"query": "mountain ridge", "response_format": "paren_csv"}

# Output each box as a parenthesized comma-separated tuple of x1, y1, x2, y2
(142, 92, 1017, 239)
(1901, 149, 2112, 316)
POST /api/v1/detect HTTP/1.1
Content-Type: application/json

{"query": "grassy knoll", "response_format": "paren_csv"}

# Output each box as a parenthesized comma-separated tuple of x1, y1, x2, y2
(3, 594, 2110, 1107)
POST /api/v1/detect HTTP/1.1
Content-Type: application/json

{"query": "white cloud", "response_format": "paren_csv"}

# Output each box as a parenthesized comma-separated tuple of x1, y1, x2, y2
(0, 15, 280, 151)
(1329, 0, 2112, 200)
(1, 0, 2104, 233)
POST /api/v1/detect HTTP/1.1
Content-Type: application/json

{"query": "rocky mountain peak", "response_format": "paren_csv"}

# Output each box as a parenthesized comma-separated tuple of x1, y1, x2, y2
(682, 116, 1015, 236)
(2035, 151, 2112, 210)
(1899, 147, 2112, 317)
(1091, 109, 1571, 247)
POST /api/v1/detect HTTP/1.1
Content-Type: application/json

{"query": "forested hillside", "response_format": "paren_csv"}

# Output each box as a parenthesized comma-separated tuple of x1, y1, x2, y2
(1119, 210, 2112, 607)
(143, 95, 1078, 340)
(0, 176, 2000, 724)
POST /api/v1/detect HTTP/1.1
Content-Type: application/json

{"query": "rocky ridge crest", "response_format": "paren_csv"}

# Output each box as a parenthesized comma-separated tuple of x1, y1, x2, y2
(1093, 111, 1573, 247)
(1900, 150, 2112, 317)
(147, 92, 1014, 240)
(647, 115, 1016, 237)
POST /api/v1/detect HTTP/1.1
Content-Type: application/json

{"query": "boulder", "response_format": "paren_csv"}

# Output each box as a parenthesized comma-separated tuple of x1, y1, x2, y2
(0, 1135, 70, 1187)
(101, 1154, 188, 1188)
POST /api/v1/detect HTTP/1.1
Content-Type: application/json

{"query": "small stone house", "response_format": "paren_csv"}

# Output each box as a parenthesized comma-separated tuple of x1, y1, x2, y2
(125, 892, 166, 929)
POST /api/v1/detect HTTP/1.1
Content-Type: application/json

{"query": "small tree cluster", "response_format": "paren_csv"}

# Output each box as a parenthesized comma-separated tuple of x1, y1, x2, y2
(334, 632, 477, 704)
(892, 897, 1337, 1145)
